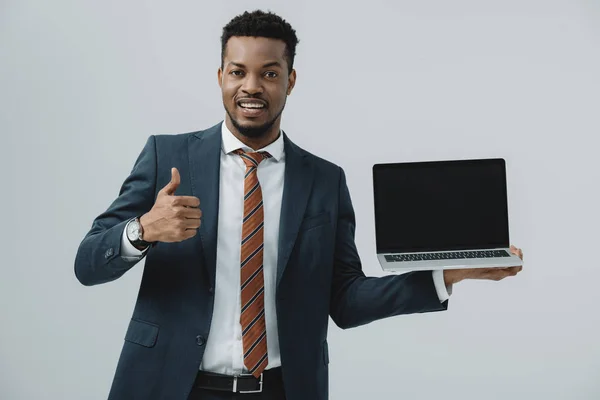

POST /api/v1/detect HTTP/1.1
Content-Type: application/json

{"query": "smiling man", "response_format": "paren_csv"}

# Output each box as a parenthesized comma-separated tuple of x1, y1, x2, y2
(219, 33, 295, 151)
(220, 36, 292, 145)
(74, 10, 523, 400)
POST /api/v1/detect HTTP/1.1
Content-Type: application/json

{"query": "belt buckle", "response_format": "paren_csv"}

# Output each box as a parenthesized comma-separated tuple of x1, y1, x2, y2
(233, 373, 263, 393)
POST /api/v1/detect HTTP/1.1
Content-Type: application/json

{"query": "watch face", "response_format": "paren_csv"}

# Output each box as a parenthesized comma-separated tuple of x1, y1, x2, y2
(127, 220, 141, 241)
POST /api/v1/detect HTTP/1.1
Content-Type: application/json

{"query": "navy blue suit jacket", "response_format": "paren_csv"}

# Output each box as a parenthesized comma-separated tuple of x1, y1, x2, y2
(74, 122, 448, 400)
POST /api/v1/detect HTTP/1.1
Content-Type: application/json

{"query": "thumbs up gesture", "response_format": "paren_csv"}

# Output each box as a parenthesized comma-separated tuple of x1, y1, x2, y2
(139, 168, 202, 243)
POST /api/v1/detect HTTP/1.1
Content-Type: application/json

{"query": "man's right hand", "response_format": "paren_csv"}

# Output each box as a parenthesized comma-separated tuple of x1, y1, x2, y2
(139, 167, 202, 243)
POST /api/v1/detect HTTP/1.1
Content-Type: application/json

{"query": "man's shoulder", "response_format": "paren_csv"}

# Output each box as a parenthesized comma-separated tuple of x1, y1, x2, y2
(152, 131, 193, 144)
(152, 123, 220, 144)
(291, 141, 342, 178)
(140, 124, 219, 160)
(301, 147, 339, 169)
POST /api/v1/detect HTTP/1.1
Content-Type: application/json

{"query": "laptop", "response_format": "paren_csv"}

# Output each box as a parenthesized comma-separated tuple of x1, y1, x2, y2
(373, 158, 523, 272)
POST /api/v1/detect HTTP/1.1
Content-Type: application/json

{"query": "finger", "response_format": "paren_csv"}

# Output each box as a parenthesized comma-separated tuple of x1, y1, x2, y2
(172, 196, 201, 208)
(182, 208, 202, 219)
(172, 206, 201, 220)
(182, 228, 198, 241)
(510, 246, 524, 261)
(183, 218, 202, 229)
(162, 168, 181, 196)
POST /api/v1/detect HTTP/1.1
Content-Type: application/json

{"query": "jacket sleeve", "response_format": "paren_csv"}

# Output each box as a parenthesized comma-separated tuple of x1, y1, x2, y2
(74, 136, 157, 286)
(329, 167, 448, 329)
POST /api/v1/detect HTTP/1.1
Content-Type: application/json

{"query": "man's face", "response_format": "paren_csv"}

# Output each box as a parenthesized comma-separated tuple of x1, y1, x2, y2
(218, 36, 296, 139)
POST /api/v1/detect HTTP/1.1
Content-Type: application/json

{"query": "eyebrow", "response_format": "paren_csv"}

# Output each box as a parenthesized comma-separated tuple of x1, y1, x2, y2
(228, 61, 283, 69)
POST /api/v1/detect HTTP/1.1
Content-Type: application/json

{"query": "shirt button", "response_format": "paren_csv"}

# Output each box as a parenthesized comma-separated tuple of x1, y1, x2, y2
(196, 335, 206, 346)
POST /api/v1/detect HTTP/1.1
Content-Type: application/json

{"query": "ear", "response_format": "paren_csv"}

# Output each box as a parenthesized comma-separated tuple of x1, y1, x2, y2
(217, 67, 223, 88)
(287, 69, 297, 95)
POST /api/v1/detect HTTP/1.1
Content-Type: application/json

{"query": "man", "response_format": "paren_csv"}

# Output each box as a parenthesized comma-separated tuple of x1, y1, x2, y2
(74, 10, 523, 400)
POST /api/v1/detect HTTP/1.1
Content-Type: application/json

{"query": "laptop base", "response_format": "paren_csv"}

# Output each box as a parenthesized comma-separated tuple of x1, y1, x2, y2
(378, 248, 523, 272)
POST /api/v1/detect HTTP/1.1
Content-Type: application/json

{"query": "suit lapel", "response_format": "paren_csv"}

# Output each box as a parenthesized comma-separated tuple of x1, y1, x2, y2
(277, 132, 314, 286)
(188, 122, 222, 288)
(188, 124, 313, 288)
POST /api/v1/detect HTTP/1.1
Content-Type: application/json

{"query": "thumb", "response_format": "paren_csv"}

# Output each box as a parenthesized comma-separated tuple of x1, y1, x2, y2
(162, 167, 181, 195)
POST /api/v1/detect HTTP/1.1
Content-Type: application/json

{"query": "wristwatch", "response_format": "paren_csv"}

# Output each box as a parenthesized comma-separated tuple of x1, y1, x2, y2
(126, 216, 152, 249)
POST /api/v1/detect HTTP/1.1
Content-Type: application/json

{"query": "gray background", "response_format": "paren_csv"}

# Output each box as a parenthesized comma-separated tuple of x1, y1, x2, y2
(1, 0, 599, 398)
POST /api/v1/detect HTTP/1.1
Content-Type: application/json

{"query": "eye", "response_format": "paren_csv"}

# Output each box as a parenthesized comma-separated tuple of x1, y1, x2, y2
(230, 70, 244, 76)
(265, 71, 278, 78)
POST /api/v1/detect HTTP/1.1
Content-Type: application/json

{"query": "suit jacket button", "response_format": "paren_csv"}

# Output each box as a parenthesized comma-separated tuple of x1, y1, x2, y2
(105, 248, 114, 258)
(208, 287, 214, 295)
(196, 335, 206, 346)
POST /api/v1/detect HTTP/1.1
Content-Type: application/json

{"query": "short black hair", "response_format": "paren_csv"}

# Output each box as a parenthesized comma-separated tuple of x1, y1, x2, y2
(221, 10, 299, 74)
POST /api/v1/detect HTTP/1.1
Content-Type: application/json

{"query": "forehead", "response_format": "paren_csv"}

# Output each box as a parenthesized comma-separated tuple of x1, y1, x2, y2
(224, 36, 287, 66)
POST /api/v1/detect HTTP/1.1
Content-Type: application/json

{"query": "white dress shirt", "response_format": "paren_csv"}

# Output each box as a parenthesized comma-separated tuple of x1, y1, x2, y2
(121, 122, 451, 375)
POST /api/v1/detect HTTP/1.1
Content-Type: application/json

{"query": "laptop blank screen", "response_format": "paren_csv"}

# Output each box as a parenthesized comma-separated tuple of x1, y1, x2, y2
(373, 158, 509, 254)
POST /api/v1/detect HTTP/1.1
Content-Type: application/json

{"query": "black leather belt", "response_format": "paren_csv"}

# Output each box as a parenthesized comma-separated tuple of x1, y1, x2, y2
(194, 368, 282, 394)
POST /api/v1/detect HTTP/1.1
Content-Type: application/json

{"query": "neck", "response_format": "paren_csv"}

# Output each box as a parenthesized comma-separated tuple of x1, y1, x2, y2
(225, 116, 281, 151)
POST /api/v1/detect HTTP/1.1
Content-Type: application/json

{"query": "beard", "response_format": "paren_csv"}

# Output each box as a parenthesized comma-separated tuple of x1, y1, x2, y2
(225, 99, 286, 139)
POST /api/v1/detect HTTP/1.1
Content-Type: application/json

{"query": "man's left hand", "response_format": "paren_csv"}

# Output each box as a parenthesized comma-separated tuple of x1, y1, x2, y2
(443, 245, 524, 286)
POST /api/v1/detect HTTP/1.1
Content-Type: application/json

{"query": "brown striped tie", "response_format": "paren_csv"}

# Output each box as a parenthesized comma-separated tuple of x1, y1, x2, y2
(234, 149, 271, 378)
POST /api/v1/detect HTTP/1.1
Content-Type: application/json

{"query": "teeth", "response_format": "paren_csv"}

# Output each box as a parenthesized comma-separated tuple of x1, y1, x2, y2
(239, 103, 264, 109)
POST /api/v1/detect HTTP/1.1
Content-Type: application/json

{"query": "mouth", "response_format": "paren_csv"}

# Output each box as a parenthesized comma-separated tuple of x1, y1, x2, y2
(236, 99, 267, 118)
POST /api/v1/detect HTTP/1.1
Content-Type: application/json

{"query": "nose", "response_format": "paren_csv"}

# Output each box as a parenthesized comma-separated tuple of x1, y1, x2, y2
(241, 74, 263, 95)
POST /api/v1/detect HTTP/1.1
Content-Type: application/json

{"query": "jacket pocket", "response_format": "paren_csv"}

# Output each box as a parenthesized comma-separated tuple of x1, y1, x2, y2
(322, 340, 329, 365)
(124, 318, 159, 348)
(299, 212, 330, 232)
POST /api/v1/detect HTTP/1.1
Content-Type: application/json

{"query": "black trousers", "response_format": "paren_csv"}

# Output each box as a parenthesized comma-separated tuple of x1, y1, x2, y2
(187, 386, 286, 400)
(187, 370, 286, 400)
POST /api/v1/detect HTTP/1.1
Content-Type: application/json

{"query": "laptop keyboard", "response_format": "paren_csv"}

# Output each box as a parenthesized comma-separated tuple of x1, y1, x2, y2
(384, 250, 510, 262)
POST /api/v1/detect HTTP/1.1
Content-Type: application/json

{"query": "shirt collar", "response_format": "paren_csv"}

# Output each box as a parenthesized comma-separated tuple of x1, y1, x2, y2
(221, 121, 284, 162)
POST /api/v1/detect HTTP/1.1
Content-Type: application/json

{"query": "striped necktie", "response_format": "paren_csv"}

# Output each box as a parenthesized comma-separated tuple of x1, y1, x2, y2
(234, 149, 271, 378)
